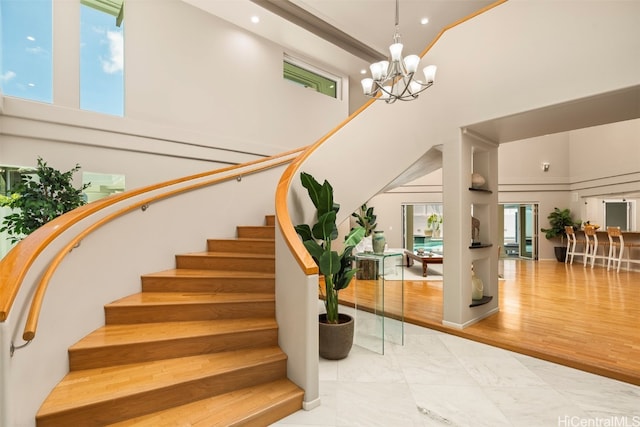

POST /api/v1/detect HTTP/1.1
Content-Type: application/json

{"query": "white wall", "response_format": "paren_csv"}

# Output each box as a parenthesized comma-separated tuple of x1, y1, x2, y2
(0, 0, 349, 190)
(125, 0, 348, 154)
(0, 160, 291, 427)
(362, 118, 640, 261)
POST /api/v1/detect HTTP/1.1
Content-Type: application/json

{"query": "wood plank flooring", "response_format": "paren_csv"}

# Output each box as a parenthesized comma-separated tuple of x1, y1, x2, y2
(337, 259, 640, 386)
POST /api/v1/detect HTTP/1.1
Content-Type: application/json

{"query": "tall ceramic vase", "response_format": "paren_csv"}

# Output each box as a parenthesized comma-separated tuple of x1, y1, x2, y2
(471, 268, 484, 300)
(372, 230, 386, 254)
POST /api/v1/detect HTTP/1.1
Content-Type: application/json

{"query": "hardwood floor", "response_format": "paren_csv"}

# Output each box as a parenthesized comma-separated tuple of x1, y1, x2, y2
(338, 259, 640, 386)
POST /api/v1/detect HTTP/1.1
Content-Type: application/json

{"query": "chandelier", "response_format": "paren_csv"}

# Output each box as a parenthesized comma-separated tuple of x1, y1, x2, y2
(361, 0, 437, 104)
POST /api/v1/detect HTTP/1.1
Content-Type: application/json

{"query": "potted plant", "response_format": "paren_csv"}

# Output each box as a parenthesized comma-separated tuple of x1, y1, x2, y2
(427, 213, 442, 238)
(352, 203, 377, 238)
(295, 172, 365, 360)
(352, 203, 378, 279)
(540, 207, 581, 262)
(0, 157, 90, 244)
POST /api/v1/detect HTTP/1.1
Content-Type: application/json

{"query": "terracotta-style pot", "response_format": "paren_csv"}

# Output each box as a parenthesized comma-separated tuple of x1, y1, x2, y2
(318, 313, 354, 360)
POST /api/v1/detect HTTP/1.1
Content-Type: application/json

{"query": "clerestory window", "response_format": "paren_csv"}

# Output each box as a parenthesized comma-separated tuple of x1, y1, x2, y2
(80, 0, 124, 116)
(283, 55, 340, 99)
(0, 0, 53, 103)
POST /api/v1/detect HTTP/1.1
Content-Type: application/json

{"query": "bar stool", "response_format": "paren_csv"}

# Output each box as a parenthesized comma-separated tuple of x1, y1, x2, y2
(583, 225, 608, 268)
(564, 226, 586, 264)
(607, 226, 625, 272)
(607, 226, 640, 272)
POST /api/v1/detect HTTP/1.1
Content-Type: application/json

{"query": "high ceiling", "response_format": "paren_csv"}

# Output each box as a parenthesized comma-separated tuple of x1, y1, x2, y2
(182, 0, 640, 144)
(182, 0, 494, 87)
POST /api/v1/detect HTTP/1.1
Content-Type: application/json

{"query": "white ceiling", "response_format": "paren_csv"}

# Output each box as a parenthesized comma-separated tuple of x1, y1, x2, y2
(182, 0, 640, 144)
(182, 0, 494, 87)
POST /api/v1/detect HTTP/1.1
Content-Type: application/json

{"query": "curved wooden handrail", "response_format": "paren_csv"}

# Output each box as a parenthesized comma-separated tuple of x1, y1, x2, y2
(275, 101, 374, 274)
(275, 0, 508, 275)
(0, 146, 306, 322)
(418, 0, 508, 58)
(20, 154, 300, 342)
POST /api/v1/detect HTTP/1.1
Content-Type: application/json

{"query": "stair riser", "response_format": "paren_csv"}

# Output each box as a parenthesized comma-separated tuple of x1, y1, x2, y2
(69, 328, 279, 371)
(237, 226, 275, 239)
(36, 360, 287, 427)
(229, 395, 304, 427)
(105, 302, 275, 324)
(175, 256, 274, 273)
(207, 239, 274, 254)
(141, 277, 274, 293)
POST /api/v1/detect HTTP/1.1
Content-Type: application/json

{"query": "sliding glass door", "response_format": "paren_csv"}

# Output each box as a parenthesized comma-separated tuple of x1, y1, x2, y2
(501, 203, 538, 260)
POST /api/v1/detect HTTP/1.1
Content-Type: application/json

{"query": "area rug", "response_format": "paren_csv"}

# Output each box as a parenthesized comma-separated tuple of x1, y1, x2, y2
(383, 263, 443, 281)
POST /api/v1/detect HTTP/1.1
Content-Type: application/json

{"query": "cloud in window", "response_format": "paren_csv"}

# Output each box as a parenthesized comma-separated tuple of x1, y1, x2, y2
(26, 46, 48, 56)
(0, 71, 17, 83)
(100, 31, 123, 74)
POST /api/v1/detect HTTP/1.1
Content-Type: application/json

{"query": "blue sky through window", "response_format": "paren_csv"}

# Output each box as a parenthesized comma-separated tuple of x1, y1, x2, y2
(0, 0, 53, 103)
(80, 4, 124, 116)
(0, 1, 124, 116)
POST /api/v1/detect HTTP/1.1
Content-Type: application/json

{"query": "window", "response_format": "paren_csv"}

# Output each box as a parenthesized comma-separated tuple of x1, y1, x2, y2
(604, 199, 635, 231)
(283, 55, 340, 99)
(80, 0, 124, 116)
(0, 0, 124, 115)
(82, 171, 125, 203)
(0, 0, 53, 103)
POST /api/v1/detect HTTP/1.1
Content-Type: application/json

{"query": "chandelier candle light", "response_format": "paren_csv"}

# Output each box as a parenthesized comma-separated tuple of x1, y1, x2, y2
(361, 0, 437, 103)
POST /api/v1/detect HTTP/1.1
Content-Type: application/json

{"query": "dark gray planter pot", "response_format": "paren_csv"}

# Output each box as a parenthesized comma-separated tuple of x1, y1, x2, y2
(554, 246, 567, 262)
(318, 313, 354, 360)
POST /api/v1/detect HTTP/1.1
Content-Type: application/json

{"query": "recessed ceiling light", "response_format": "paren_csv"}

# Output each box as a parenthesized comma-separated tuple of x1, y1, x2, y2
(251, 16, 260, 24)
(360, 69, 367, 74)
(28, 83, 35, 87)
(27, 36, 35, 41)
(420, 17, 429, 25)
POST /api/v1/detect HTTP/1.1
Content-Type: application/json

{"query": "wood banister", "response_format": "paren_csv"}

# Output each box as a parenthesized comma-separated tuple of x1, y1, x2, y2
(418, 0, 508, 58)
(0, 147, 305, 324)
(274, 0, 507, 275)
(20, 153, 300, 342)
(275, 101, 374, 275)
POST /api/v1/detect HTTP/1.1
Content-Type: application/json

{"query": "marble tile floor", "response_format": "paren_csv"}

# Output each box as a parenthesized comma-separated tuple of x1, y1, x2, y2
(271, 307, 640, 427)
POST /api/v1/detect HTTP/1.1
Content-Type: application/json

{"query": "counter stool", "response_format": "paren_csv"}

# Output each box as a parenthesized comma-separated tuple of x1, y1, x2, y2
(607, 226, 640, 272)
(564, 226, 586, 264)
(607, 226, 625, 272)
(584, 226, 608, 268)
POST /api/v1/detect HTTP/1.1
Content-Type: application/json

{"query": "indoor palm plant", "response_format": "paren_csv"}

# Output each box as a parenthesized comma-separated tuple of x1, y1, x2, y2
(295, 172, 364, 359)
(540, 207, 581, 261)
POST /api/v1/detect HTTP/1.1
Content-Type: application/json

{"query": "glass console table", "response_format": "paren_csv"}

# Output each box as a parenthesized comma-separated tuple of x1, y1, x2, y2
(354, 252, 404, 354)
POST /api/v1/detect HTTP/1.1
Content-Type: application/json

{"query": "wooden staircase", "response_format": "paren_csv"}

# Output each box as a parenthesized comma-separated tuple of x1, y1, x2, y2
(36, 215, 304, 426)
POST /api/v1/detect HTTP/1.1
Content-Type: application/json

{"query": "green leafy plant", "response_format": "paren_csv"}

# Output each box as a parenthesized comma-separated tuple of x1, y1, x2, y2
(295, 172, 365, 324)
(351, 203, 377, 237)
(540, 207, 581, 244)
(0, 157, 90, 244)
(427, 213, 442, 230)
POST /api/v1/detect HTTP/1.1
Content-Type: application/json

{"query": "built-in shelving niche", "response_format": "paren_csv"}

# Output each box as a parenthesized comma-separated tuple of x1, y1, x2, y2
(470, 258, 492, 307)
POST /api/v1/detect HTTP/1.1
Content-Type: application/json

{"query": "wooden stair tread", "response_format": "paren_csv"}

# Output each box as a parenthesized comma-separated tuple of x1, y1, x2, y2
(180, 251, 276, 259)
(38, 347, 286, 415)
(37, 215, 297, 426)
(142, 269, 274, 279)
(107, 292, 275, 306)
(70, 318, 277, 349)
(105, 379, 303, 427)
(210, 237, 274, 242)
